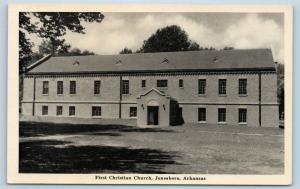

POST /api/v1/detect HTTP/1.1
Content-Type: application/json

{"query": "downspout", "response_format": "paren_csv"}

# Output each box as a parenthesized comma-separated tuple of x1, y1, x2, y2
(32, 76, 36, 116)
(119, 75, 122, 118)
(259, 72, 262, 127)
(20, 67, 25, 114)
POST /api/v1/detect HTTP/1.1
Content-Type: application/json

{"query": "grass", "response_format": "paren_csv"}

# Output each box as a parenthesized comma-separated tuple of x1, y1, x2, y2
(19, 121, 171, 137)
(19, 121, 284, 174)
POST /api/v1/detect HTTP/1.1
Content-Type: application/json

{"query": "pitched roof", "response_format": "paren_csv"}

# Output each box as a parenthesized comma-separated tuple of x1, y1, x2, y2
(27, 49, 276, 74)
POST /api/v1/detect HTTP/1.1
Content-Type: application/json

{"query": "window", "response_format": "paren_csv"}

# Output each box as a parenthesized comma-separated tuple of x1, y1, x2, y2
(92, 106, 102, 117)
(57, 81, 63, 95)
(239, 79, 247, 95)
(198, 79, 206, 95)
(179, 79, 184, 88)
(56, 106, 63, 116)
(218, 108, 226, 122)
(142, 80, 146, 88)
(122, 80, 129, 94)
(157, 80, 168, 88)
(239, 109, 247, 123)
(42, 106, 48, 115)
(94, 80, 101, 95)
(42, 81, 49, 95)
(198, 108, 206, 122)
(129, 107, 137, 117)
(69, 106, 75, 116)
(219, 79, 226, 95)
(70, 81, 76, 94)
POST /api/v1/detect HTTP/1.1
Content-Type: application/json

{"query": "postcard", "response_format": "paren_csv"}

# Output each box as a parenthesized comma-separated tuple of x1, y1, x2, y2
(7, 4, 293, 185)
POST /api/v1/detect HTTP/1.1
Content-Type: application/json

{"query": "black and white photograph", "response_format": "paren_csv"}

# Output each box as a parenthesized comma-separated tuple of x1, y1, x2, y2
(7, 4, 293, 185)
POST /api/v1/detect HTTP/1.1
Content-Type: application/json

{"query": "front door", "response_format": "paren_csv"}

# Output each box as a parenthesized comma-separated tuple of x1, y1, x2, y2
(147, 106, 159, 125)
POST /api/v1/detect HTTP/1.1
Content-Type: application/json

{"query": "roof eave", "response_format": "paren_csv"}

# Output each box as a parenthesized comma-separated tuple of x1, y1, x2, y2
(26, 67, 276, 75)
(26, 54, 53, 73)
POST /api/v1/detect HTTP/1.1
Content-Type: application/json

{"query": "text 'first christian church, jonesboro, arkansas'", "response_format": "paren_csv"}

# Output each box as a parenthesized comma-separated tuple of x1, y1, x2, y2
(21, 49, 279, 127)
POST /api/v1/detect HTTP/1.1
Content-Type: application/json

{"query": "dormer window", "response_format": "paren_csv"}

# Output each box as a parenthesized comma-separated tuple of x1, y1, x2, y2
(73, 60, 80, 66)
(115, 60, 122, 65)
(212, 57, 218, 63)
(161, 58, 169, 63)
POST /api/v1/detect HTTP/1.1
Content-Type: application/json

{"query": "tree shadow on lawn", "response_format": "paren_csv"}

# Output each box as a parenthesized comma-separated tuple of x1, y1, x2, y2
(19, 121, 173, 138)
(19, 140, 181, 174)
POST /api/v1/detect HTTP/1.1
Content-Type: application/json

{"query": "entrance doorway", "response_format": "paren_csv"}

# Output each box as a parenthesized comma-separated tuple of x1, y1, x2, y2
(147, 106, 159, 125)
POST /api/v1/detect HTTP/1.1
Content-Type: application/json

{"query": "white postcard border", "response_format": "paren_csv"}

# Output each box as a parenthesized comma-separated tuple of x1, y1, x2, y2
(7, 4, 293, 185)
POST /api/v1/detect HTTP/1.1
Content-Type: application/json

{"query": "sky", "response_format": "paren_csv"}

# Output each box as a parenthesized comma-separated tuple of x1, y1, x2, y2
(29, 12, 284, 63)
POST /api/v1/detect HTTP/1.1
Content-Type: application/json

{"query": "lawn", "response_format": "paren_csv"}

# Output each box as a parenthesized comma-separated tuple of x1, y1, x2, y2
(19, 121, 284, 174)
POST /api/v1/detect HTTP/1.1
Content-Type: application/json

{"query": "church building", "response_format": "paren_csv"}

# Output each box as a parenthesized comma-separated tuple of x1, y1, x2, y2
(21, 49, 279, 127)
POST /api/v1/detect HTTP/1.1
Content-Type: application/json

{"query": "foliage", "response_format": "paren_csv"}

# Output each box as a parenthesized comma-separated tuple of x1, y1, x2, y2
(64, 48, 95, 56)
(31, 40, 95, 63)
(19, 13, 36, 72)
(203, 47, 215, 51)
(136, 25, 204, 53)
(276, 63, 284, 116)
(38, 40, 71, 56)
(223, 46, 234, 50)
(19, 12, 104, 73)
(188, 42, 201, 51)
(119, 47, 133, 54)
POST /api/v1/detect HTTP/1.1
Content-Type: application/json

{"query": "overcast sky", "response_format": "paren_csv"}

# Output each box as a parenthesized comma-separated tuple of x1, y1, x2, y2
(29, 12, 284, 62)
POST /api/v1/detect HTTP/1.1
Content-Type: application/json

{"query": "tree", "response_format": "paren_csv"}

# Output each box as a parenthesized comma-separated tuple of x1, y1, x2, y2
(276, 63, 284, 118)
(137, 25, 202, 53)
(69, 48, 82, 55)
(37, 40, 71, 57)
(81, 50, 95, 56)
(119, 47, 133, 54)
(19, 12, 36, 72)
(188, 42, 200, 51)
(64, 48, 95, 56)
(209, 46, 216, 51)
(19, 12, 104, 72)
(223, 46, 234, 50)
(33, 40, 95, 60)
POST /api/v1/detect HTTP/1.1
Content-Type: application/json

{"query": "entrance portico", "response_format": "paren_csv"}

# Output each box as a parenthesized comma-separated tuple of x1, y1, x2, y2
(136, 88, 172, 127)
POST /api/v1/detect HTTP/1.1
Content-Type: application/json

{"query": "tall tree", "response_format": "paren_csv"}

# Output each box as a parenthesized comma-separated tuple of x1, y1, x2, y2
(19, 12, 36, 72)
(19, 12, 104, 73)
(137, 25, 202, 53)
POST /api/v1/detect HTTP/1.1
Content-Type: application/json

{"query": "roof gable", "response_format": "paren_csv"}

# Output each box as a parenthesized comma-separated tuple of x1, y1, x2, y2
(137, 88, 170, 99)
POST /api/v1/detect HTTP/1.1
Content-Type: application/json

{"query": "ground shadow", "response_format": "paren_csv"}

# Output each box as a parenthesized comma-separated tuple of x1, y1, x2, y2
(88, 132, 122, 136)
(19, 140, 180, 174)
(19, 121, 174, 138)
